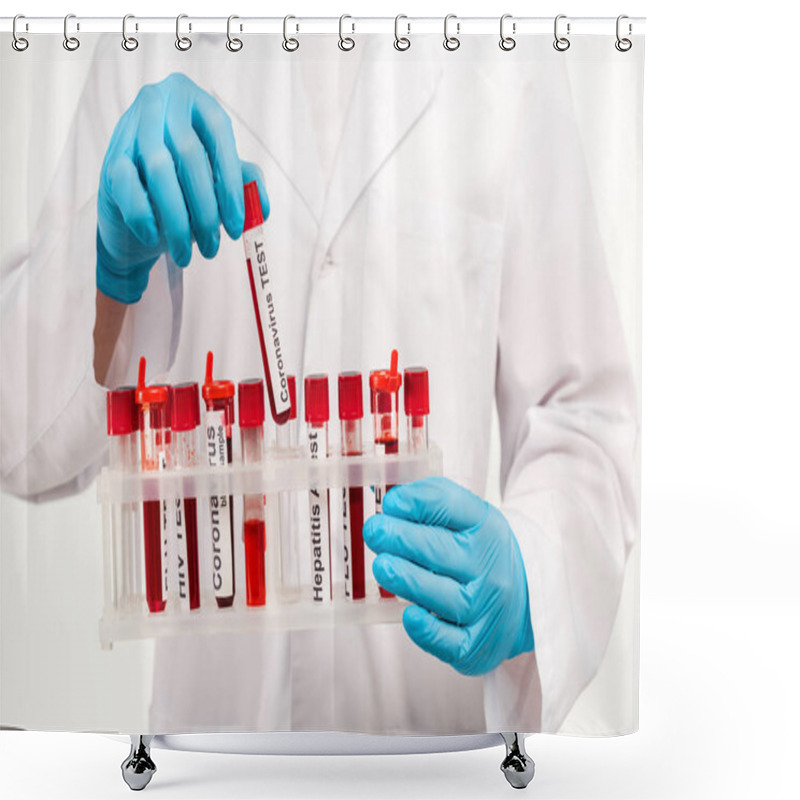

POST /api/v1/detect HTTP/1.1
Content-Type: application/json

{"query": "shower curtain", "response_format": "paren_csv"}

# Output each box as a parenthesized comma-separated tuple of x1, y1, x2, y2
(0, 21, 643, 739)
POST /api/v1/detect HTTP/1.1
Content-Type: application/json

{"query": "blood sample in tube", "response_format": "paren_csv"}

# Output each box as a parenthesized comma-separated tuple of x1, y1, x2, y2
(304, 375, 333, 603)
(369, 350, 403, 599)
(404, 367, 430, 452)
(239, 379, 267, 607)
(134, 358, 170, 613)
(202, 351, 236, 608)
(242, 181, 292, 425)
(338, 372, 366, 601)
(106, 386, 140, 607)
(171, 382, 202, 610)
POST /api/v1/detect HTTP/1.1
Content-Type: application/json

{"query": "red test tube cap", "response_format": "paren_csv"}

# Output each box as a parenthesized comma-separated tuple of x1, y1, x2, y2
(135, 357, 169, 407)
(202, 351, 236, 402)
(238, 379, 265, 428)
(304, 374, 329, 424)
(403, 367, 430, 416)
(107, 386, 137, 436)
(172, 382, 200, 432)
(243, 181, 263, 231)
(287, 375, 298, 421)
(338, 372, 363, 420)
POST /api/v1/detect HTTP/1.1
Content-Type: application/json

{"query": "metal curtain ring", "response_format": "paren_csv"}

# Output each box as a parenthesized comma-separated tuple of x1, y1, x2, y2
(443, 14, 460, 51)
(615, 14, 632, 52)
(122, 14, 139, 51)
(176, 14, 192, 51)
(553, 14, 570, 52)
(12, 14, 29, 52)
(338, 14, 355, 51)
(394, 14, 410, 51)
(227, 15, 243, 51)
(499, 13, 516, 51)
(63, 13, 80, 51)
(283, 15, 299, 52)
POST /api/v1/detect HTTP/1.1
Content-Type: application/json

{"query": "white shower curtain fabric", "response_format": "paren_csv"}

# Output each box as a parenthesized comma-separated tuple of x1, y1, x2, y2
(0, 30, 643, 737)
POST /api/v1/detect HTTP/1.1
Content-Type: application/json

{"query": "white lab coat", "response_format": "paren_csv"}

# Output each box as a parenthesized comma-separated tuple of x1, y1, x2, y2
(0, 34, 638, 735)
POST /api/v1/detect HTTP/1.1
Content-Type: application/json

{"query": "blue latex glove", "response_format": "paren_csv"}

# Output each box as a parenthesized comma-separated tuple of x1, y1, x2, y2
(363, 477, 535, 676)
(97, 72, 269, 303)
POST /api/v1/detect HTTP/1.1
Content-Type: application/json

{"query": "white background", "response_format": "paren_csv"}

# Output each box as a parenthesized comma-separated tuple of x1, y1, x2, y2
(1, 1, 799, 798)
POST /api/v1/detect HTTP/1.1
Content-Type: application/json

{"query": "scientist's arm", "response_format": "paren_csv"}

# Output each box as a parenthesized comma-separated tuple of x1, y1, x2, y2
(486, 71, 639, 732)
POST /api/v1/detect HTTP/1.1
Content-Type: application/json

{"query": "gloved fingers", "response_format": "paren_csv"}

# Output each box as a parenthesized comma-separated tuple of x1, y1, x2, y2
(164, 116, 221, 259)
(383, 478, 488, 533)
(105, 156, 159, 250)
(136, 95, 193, 267)
(402, 605, 471, 670)
(373, 554, 474, 626)
(241, 161, 270, 221)
(192, 90, 245, 239)
(363, 513, 473, 583)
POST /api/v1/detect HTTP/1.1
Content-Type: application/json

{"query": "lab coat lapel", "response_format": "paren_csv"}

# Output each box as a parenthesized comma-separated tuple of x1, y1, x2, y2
(308, 38, 443, 276)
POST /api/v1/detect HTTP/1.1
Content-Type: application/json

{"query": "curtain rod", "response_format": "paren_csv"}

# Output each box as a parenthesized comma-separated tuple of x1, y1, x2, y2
(1, 16, 646, 36)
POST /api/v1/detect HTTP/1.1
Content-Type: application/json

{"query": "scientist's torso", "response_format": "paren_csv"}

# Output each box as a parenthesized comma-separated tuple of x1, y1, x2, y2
(117, 34, 536, 732)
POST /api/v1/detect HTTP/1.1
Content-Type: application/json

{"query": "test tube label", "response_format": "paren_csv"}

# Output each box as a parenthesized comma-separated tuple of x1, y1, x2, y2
(174, 497, 190, 608)
(159, 450, 169, 599)
(243, 228, 292, 419)
(205, 410, 234, 599)
(342, 487, 352, 599)
(307, 429, 331, 604)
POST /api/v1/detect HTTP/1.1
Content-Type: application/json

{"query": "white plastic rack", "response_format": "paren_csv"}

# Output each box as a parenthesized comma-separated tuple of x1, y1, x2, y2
(97, 444, 442, 649)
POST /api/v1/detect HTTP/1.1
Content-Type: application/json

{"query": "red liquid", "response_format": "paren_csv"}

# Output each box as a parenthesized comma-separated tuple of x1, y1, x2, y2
(244, 517, 267, 607)
(378, 437, 399, 599)
(184, 497, 200, 610)
(143, 499, 165, 613)
(349, 486, 366, 600)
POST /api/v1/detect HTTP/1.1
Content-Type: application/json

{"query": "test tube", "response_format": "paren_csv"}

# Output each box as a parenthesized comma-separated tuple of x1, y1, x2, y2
(338, 372, 366, 601)
(202, 351, 236, 608)
(369, 350, 402, 599)
(106, 386, 140, 608)
(171, 382, 202, 610)
(279, 376, 301, 596)
(135, 358, 169, 613)
(242, 180, 292, 425)
(304, 375, 332, 604)
(403, 367, 430, 452)
(239, 379, 267, 607)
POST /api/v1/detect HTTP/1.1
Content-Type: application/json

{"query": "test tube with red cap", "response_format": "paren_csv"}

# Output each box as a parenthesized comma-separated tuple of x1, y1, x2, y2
(202, 351, 236, 608)
(278, 376, 301, 596)
(239, 379, 267, 607)
(135, 358, 169, 613)
(369, 350, 402, 599)
(339, 371, 366, 601)
(242, 180, 293, 425)
(171, 382, 202, 610)
(106, 386, 140, 607)
(304, 375, 333, 604)
(404, 367, 430, 452)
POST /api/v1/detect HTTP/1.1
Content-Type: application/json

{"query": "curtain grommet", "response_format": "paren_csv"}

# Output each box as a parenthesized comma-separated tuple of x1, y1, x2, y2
(499, 14, 516, 51)
(12, 14, 29, 51)
(226, 15, 243, 52)
(615, 15, 632, 52)
(63, 13, 80, 51)
(283, 15, 299, 52)
(121, 14, 139, 51)
(443, 14, 460, 51)
(175, 14, 192, 51)
(553, 14, 570, 52)
(394, 14, 411, 51)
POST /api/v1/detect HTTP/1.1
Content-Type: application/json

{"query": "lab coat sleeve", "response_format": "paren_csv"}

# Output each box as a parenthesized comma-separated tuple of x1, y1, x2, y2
(0, 43, 182, 500)
(485, 71, 640, 733)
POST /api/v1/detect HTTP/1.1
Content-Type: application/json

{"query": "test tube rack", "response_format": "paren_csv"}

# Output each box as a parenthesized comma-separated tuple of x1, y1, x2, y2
(96, 444, 442, 650)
